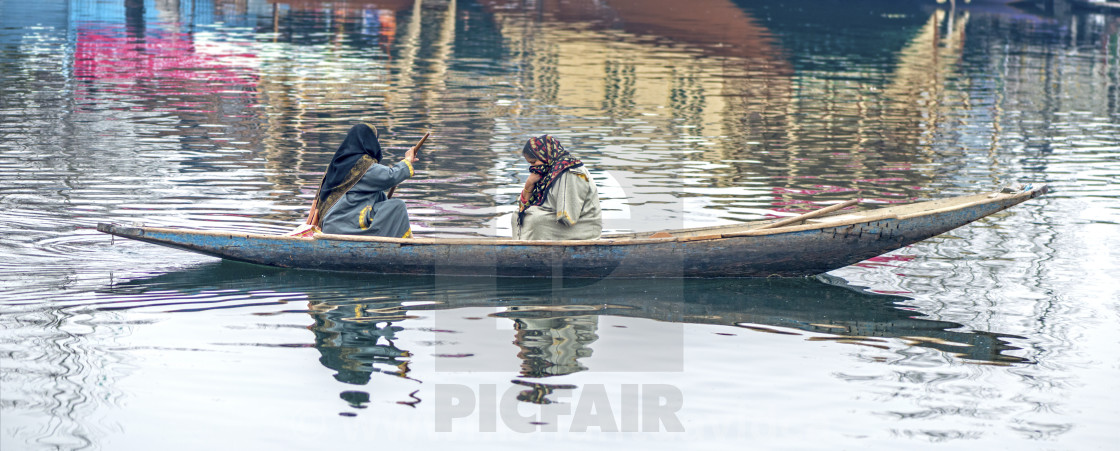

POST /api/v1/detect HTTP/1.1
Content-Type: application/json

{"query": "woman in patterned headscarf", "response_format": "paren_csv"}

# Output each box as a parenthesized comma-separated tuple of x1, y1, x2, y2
(305, 123, 419, 238)
(513, 135, 602, 240)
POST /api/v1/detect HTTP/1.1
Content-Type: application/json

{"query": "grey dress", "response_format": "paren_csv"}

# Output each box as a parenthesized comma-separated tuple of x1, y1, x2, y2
(321, 160, 414, 238)
(511, 166, 602, 240)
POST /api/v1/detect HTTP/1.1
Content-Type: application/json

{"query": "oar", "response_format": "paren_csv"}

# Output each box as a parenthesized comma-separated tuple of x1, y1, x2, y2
(285, 195, 321, 236)
(304, 197, 320, 225)
(753, 199, 860, 230)
(293, 174, 326, 233)
(387, 131, 430, 199)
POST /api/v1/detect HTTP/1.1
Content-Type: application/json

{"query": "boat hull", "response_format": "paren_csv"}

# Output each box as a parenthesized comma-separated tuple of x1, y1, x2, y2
(96, 186, 1047, 278)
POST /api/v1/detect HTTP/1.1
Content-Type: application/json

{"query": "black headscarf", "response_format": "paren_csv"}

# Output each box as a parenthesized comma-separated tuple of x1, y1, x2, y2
(311, 124, 383, 224)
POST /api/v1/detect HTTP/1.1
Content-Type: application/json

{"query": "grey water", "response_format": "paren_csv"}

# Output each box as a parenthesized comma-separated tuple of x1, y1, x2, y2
(1, 0, 1119, 448)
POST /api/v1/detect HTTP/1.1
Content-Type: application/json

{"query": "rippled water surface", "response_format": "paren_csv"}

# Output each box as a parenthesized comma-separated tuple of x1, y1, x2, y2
(2, 0, 1119, 449)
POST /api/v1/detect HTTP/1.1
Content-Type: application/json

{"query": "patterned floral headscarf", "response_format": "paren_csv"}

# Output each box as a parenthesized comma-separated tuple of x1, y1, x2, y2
(518, 135, 583, 225)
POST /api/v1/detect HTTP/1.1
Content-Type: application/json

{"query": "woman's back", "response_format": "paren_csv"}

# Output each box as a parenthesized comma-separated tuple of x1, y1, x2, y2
(510, 134, 601, 240)
(321, 161, 414, 238)
(307, 124, 418, 239)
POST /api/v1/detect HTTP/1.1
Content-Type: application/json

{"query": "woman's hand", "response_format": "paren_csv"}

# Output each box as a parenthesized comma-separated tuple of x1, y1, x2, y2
(404, 146, 420, 164)
(520, 172, 542, 203)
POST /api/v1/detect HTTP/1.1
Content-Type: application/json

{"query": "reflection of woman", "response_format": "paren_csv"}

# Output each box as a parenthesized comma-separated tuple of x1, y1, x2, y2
(309, 302, 411, 385)
(512, 135, 602, 240)
(308, 124, 419, 238)
(512, 315, 599, 377)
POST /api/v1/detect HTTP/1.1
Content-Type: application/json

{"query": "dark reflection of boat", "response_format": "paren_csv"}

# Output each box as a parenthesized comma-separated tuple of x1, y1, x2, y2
(105, 260, 1030, 382)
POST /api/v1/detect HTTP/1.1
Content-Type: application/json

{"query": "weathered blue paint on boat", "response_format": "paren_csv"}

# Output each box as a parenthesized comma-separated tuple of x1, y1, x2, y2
(96, 186, 1048, 278)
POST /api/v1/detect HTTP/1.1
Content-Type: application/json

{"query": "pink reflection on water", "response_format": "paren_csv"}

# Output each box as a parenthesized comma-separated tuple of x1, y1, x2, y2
(853, 254, 916, 270)
(73, 24, 258, 103)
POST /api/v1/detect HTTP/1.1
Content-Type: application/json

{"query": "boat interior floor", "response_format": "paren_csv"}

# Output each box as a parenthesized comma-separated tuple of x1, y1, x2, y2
(602, 191, 1008, 240)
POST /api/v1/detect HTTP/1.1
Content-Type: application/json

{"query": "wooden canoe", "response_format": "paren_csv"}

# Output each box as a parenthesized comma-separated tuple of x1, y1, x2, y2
(96, 185, 1048, 278)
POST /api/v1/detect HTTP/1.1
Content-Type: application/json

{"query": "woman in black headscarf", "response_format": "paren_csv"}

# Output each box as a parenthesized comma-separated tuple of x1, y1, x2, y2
(305, 124, 419, 238)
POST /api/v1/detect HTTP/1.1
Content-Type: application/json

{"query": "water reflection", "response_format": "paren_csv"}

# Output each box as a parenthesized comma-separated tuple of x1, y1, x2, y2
(104, 261, 1029, 399)
(310, 305, 412, 385)
(513, 315, 598, 378)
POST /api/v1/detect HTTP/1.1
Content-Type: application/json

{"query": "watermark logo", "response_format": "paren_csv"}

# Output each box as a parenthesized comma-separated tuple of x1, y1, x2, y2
(435, 382, 685, 433)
